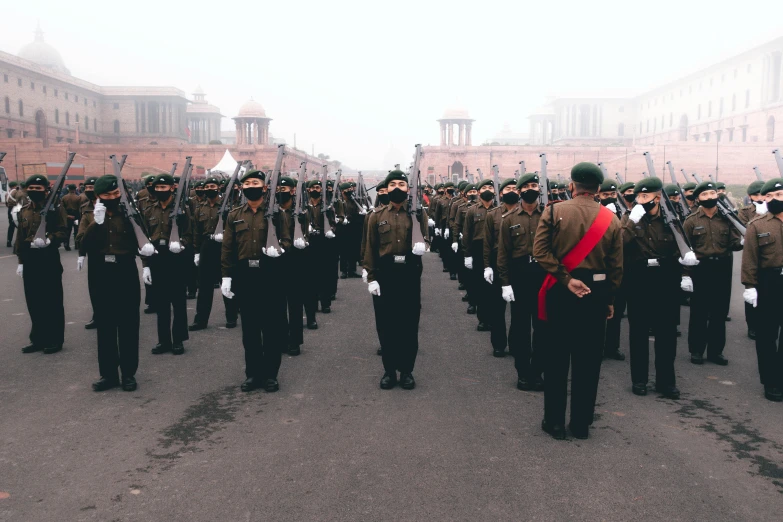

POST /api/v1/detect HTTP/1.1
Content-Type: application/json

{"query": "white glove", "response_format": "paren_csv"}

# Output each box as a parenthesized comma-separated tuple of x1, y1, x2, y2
(743, 288, 758, 308)
(77, 256, 85, 271)
(31, 237, 51, 249)
(428, 218, 435, 227)
(359, 207, 367, 215)
(16, 264, 23, 278)
(444, 229, 450, 239)
(680, 276, 693, 292)
(325, 230, 335, 239)
(168, 241, 183, 254)
(194, 253, 200, 266)
(484, 267, 494, 284)
(221, 277, 234, 299)
(502, 285, 515, 302)
(435, 228, 441, 236)
(212, 232, 223, 243)
(361, 268, 368, 283)
(11, 204, 21, 226)
(143, 267, 152, 285)
(74, 220, 79, 226)
(741, 237, 745, 246)
(412, 242, 426, 256)
(93, 201, 106, 225)
(341, 218, 350, 225)
(451, 242, 458, 253)
(263, 246, 283, 257)
(678, 251, 700, 267)
(629, 204, 646, 224)
(138, 243, 155, 257)
(465, 257, 473, 269)
(294, 237, 307, 249)
(459, 232, 463, 240)
(368, 281, 381, 296)
(754, 201, 768, 216)
(605, 203, 618, 214)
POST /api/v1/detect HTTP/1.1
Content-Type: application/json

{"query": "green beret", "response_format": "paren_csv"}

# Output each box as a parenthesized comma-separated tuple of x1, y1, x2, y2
(278, 176, 296, 187)
(682, 182, 697, 191)
(618, 182, 635, 193)
(84, 176, 99, 186)
(517, 173, 540, 188)
(152, 174, 175, 187)
(444, 181, 455, 188)
(173, 176, 181, 183)
(94, 175, 120, 196)
(477, 179, 494, 189)
(693, 180, 718, 199)
(384, 170, 408, 186)
(747, 180, 765, 195)
(25, 174, 49, 188)
(549, 182, 559, 190)
(435, 183, 443, 190)
(339, 182, 353, 191)
(571, 162, 604, 185)
(350, 181, 357, 187)
(500, 178, 518, 191)
(67, 184, 76, 190)
(204, 177, 221, 186)
(599, 180, 618, 192)
(664, 184, 681, 197)
(716, 182, 726, 190)
(633, 177, 663, 194)
(144, 175, 155, 183)
(307, 180, 322, 189)
(377, 180, 388, 190)
(457, 181, 469, 191)
(761, 178, 783, 195)
(9, 181, 17, 188)
(240, 169, 265, 183)
(326, 180, 334, 188)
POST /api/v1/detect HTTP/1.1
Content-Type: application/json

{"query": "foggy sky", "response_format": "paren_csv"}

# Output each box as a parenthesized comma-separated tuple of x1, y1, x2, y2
(2, 1, 782, 169)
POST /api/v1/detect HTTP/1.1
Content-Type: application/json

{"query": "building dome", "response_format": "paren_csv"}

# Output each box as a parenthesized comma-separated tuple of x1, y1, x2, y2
(18, 24, 70, 75)
(235, 98, 267, 119)
(441, 106, 471, 120)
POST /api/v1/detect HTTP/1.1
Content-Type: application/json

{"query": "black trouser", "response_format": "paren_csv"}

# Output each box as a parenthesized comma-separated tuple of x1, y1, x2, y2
(626, 263, 680, 388)
(375, 256, 422, 374)
(755, 268, 783, 387)
(63, 216, 77, 247)
(440, 227, 452, 271)
(487, 255, 509, 352)
(745, 302, 758, 334)
(150, 251, 189, 346)
(87, 255, 99, 322)
(194, 241, 238, 326)
(604, 282, 627, 353)
(447, 233, 460, 276)
(22, 250, 65, 347)
(236, 260, 285, 379)
(470, 241, 490, 323)
(688, 257, 732, 357)
(339, 221, 360, 274)
(285, 250, 305, 348)
(94, 256, 139, 380)
(510, 257, 546, 380)
(304, 236, 333, 320)
(327, 236, 339, 297)
(7, 207, 16, 244)
(544, 269, 607, 428)
(185, 244, 198, 295)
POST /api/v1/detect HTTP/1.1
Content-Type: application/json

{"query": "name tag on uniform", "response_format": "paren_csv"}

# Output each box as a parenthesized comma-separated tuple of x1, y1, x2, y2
(249, 259, 260, 268)
(379, 220, 388, 226)
(758, 232, 770, 238)
(394, 255, 406, 264)
(509, 224, 521, 230)
(104, 255, 116, 263)
(593, 274, 606, 281)
(647, 259, 660, 267)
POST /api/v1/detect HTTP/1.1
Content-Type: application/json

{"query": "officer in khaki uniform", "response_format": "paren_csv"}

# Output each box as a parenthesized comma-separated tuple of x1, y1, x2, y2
(364, 170, 428, 390)
(447, 181, 468, 279)
(75, 176, 100, 330)
(303, 179, 337, 324)
(221, 169, 290, 393)
(741, 177, 783, 402)
(436, 181, 456, 273)
(738, 180, 767, 339)
(462, 179, 497, 331)
(682, 182, 697, 212)
(533, 163, 623, 440)
(456, 184, 478, 307)
(682, 181, 743, 366)
(361, 181, 388, 356)
(275, 176, 304, 355)
(498, 173, 546, 390)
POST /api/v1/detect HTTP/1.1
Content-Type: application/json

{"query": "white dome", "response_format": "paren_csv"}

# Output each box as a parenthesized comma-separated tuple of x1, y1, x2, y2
(235, 98, 267, 118)
(18, 25, 69, 75)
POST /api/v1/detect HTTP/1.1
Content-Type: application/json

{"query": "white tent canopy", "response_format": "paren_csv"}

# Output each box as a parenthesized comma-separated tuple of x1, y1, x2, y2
(209, 149, 238, 175)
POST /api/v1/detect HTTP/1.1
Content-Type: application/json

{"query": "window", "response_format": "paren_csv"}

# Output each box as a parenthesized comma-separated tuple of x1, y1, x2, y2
(746, 90, 750, 108)
(113, 120, 120, 133)
(728, 128, 734, 142)
(42, 86, 46, 94)
(30, 82, 35, 90)
(17, 78, 22, 86)
(6, 129, 12, 139)
(18, 100, 23, 116)
(705, 133, 710, 142)
(661, 115, 664, 128)
(55, 109, 59, 123)
(75, 96, 78, 103)
(719, 97, 724, 115)
(54, 89, 58, 97)
(113, 103, 119, 110)
(84, 116, 89, 130)
(65, 93, 69, 100)
(742, 126, 747, 142)
(669, 113, 673, 127)
(618, 123, 625, 136)
(708, 101, 712, 117)
(66, 112, 70, 125)
(75, 113, 79, 123)
(767, 116, 775, 142)
(646, 120, 650, 132)
(3, 74, 7, 82)
(4, 97, 9, 114)
(697, 104, 701, 119)
(84, 98, 87, 106)
(93, 119, 97, 132)
(732, 94, 736, 111)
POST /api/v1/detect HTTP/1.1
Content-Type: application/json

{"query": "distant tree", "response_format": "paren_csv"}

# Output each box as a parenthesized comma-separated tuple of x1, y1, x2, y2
(332, 160, 341, 168)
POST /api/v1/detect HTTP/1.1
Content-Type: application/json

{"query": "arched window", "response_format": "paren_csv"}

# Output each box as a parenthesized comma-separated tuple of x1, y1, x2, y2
(767, 116, 775, 142)
(84, 116, 89, 130)
(66, 112, 70, 126)
(679, 114, 689, 141)
(4, 97, 9, 114)
(93, 119, 97, 132)
(618, 123, 625, 137)
(113, 120, 120, 134)
(55, 109, 59, 123)
(18, 100, 23, 116)
(75, 113, 79, 123)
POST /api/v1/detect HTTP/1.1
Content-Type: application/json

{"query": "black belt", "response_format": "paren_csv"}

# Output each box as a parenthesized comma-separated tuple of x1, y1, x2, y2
(700, 255, 731, 262)
(101, 254, 135, 264)
(238, 258, 262, 268)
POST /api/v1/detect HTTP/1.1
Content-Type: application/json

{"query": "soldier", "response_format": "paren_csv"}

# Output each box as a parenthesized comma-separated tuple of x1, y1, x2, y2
(303, 179, 337, 327)
(533, 163, 622, 440)
(624, 177, 696, 399)
(76, 176, 100, 329)
(462, 179, 497, 331)
(681, 182, 697, 211)
(741, 177, 783, 402)
(497, 174, 546, 390)
(428, 183, 444, 253)
(61, 184, 81, 251)
(80, 175, 142, 392)
(135, 175, 154, 210)
(336, 182, 362, 278)
(436, 182, 455, 274)
(364, 170, 428, 390)
(446, 181, 468, 280)
(221, 169, 290, 392)
(598, 179, 626, 361)
(682, 181, 743, 366)
(6, 181, 23, 247)
(325, 179, 339, 300)
(141, 174, 191, 355)
(619, 181, 636, 209)
(14, 174, 67, 354)
(276, 176, 305, 356)
(189, 176, 238, 331)
(361, 181, 388, 355)
(455, 184, 477, 304)
(738, 180, 767, 340)
(483, 177, 518, 357)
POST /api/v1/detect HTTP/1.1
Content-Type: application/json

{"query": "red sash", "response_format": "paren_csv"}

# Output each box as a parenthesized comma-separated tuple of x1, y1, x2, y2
(537, 205, 614, 321)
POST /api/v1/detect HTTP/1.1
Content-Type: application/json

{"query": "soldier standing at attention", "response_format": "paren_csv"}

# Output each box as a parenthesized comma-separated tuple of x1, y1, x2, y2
(141, 174, 191, 356)
(463, 179, 497, 331)
(533, 163, 622, 440)
(15, 174, 68, 354)
(303, 179, 337, 327)
(336, 182, 362, 278)
(364, 170, 428, 390)
(75, 176, 100, 330)
(738, 180, 767, 339)
(221, 169, 290, 393)
(276, 176, 304, 356)
(361, 181, 388, 356)
(741, 178, 783, 402)
(80, 175, 144, 392)
(61, 184, 81, 251)
(436, 182, 455, 273)
(681, 182, 698, 212)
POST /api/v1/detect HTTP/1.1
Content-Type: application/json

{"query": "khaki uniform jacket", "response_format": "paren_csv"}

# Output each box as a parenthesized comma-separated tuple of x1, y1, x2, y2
(14, 201, 68, 263)
(462, 201, 496, 257)
(496, 204, 542, 286)
(80, 211, 138, 257)
(221, 203, 291, 278)
(76, 200, 95, 252)
(61, 193, 81, 218)
(363, 202, 429, 283)
(737, 205, 758, 226)
(683, 207, 743, 260)
(741, 213, 783, 287)
(193, 199, 221, 251)
(141, 198, 192, 267)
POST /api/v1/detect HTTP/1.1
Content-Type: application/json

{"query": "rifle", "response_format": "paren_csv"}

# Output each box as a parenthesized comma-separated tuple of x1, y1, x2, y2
(665, 161, 691, 217)
(476, 168, 484, 181)
(293, 161, 307, 244)
(214, 160, 248, 239)
(753, 166, 765, 182)
(467, 168, 475, 185)
(692, 173, 745, 236)
(598, 162, 627, 213)
(33, 152, 76, 243)
(408, 144, 425, 245)
(491, 165, 501, 206)
(264, 144, 286, 252)
(773, 149, 783, 176)
(320, 164, 333, 237)
(519, 161, 526, 175)
(168, 156, 192, 247)
(680, 169, 690, 185)
(109, 154, 153, 249)
(539, 153, 549, 208)
(642, 152, 694, 258)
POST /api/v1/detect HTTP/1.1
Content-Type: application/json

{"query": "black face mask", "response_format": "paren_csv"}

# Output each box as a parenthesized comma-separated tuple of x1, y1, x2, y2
(438, 192, 445, 197)
(502, 192, 520, 205)
(468, 194, 477, 202)
(601, 197, 617, 206)
(480, 191, 494, 202)
(521, 190, 540, 204)
(718, 193, 726, 200)
(28, 191, 46, 203)
(102, 198, 120, 211)
(685, 193, 696, 201)
(276, 192, 292, 205)
(195, 190, 205, 198)
(309, 191, 321, 200)
(446, 189, 455, 196)
(85, 190, 96, 201)
(154, 190, 172, 201)
(378, 194, 390, 205)
(389, 188, 407, 204)
(767, 198, 783, 215)
(243, 187, 264, 201)
(623, 194, 636, 203)
(642, 199, 658, 213)
(205, 189, 219, 199)
(699, 197, 718, 209)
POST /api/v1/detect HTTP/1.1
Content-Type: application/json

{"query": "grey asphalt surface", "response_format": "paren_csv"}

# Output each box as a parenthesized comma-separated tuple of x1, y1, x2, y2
(0, 211, 781, 521)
